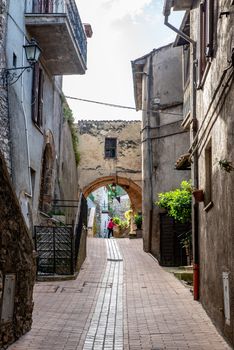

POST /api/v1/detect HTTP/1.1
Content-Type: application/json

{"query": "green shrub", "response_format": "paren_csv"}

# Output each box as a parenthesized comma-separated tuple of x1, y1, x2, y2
(156, 180, 192, 224)
(113, 217, 121, 225)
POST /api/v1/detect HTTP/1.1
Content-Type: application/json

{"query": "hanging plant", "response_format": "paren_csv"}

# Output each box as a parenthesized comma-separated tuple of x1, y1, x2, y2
(218, 159, 234, 173)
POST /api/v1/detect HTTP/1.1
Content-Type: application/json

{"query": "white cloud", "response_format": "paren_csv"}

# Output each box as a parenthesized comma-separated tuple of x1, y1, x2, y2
(100, 0, 152, 20)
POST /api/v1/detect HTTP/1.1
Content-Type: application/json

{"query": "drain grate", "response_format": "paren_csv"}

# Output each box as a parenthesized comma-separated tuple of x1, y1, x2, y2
(60, 287, 83, 293)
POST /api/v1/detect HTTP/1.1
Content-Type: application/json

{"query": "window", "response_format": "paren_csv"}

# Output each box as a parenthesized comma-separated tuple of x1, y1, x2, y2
(32, 63, 44, 128)
(105, 138, 117, 158)
(33, 0, 53, 13)
(197, 0, 214, 85)
(204, 140, 212, 208)
(30, 168, 36, 204)
(13, 53, 17, 68)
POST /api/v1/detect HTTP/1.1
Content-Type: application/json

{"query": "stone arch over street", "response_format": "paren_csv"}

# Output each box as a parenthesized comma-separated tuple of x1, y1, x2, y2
(83, 175, 142, 212)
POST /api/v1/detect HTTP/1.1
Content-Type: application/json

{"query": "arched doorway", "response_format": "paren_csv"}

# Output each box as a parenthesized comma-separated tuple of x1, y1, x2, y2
(39, 130, 55, 213)
(83, 175, 142, 212)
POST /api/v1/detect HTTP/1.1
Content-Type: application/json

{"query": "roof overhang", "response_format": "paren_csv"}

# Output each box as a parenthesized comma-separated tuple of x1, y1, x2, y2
(163, 0, 193, 16)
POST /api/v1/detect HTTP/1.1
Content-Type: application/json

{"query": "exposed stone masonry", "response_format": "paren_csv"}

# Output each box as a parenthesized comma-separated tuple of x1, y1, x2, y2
(0, 0, 11, 171)
(0, 152, 35, 348)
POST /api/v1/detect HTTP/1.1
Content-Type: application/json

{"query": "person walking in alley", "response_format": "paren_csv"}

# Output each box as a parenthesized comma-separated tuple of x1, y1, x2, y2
(107, 218, 116, 238)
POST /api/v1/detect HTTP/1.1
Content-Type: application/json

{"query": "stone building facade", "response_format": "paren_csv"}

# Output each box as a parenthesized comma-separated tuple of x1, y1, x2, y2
(164, 0, 234, 345)
(6, 0, 89, 229)
(0, 0, 90, 347)
(131, 44, 191, 259)
(0, 0, 11, 170)
(77, 120, 142, 212)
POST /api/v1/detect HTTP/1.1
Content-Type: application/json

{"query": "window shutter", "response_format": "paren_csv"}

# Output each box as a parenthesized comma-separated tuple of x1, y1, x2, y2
(205, 0, 213, 57)
(38, 68, 44, 128)
(32, 63, 40, 123)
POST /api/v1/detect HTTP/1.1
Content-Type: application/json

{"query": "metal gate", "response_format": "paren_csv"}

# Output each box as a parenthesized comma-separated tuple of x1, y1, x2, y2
(34, 226, 73, 275)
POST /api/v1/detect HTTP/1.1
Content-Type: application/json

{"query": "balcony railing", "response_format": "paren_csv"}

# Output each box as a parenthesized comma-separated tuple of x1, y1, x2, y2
(25, 0, 87, 67)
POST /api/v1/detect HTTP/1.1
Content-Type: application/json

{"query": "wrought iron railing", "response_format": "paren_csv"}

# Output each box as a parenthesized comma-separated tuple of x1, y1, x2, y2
(34, 193, 87, 276)
(25, 0, 87, 65)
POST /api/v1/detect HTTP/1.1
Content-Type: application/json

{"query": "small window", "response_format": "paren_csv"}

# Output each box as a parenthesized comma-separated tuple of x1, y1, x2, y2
(13, 53, 17, 68)
(105, 138, 117, 158)
(204, 140, 212, 206)
(30, 168, 36, 203)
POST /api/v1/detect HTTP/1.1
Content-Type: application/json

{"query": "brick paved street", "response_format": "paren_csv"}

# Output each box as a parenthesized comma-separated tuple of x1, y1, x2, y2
(8, 238, 231, 350)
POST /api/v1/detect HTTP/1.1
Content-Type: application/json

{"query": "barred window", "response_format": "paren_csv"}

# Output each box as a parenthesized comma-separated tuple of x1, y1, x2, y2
(105, 138, 117, 158)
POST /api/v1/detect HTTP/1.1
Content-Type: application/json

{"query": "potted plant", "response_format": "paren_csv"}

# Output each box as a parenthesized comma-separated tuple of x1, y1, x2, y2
(192, 189, 204, 202)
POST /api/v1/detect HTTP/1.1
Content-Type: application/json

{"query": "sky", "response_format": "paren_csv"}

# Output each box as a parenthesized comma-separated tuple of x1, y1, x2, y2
(63, 0, 184, 121)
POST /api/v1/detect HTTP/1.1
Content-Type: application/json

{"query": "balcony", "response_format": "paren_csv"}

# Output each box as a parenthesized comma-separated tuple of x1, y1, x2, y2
(25, 0, 87, 75)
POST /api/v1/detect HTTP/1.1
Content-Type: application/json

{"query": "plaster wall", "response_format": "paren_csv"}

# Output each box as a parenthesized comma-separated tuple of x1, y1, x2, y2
(139, 45, 190, 256)
(6, 0, 64, 229)
(77, 120, 142, 208)
(189, 1, 234, 344)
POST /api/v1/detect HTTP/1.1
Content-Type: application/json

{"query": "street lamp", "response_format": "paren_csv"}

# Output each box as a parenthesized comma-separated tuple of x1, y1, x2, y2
(1, 39, 42, 86)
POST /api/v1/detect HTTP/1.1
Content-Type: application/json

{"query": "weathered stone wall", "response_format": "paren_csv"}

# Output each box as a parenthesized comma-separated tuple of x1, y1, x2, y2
(0, 152, 35, 348)
(77, 120, 142, 210)
(0, 0, 11, 171)
(190, 1, 234, 344)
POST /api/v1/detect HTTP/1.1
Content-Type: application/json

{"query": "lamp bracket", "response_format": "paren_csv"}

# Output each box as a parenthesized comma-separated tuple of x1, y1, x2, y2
(1, 65, 33, 87)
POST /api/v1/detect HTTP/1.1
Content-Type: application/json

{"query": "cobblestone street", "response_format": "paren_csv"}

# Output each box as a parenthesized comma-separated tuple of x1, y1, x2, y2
(9, 238, 231, 350)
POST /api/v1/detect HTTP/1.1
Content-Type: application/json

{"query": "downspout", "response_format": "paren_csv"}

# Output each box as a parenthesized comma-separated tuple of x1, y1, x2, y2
(21, 36, 32, 198)
(146, 53, 154, 253)
(164, 9, 200, 300)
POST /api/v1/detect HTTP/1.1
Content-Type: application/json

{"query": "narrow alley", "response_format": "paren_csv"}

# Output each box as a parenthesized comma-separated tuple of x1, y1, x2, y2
(8, 238, 230, 350)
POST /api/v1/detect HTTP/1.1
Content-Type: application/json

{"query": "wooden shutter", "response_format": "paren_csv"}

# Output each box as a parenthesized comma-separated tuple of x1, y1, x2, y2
(205, 0, 213, 57)
(32, 63, 44, 127)
(38, 68, 44, 128)
(32, 63, 40, 124)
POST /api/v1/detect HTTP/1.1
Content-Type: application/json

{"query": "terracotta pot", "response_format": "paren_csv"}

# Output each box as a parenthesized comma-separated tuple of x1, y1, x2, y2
(192, 189, 204, 202)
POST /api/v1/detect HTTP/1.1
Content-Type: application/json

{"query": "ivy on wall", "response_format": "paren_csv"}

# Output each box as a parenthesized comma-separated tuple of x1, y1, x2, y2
(62, 96, 80, 165)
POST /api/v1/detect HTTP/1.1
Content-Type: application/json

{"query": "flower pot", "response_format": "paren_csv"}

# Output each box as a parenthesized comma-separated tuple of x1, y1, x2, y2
(192, 189, 204, 202)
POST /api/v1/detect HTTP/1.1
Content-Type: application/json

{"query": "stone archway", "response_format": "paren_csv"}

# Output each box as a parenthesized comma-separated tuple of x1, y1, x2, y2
(83, 175, 142, 212)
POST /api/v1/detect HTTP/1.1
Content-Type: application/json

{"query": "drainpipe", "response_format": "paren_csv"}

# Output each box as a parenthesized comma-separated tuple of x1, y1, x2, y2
(21, 36, 32, 198)
(163, 5, 200, 300)
(145, 54, 154, 252)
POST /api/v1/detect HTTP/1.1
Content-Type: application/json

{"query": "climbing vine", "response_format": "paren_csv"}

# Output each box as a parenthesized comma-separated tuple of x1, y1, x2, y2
(62, 96, 80, 165)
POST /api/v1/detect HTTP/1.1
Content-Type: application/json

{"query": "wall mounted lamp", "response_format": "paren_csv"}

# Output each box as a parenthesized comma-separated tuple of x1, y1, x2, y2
(1, 39, 42, 87)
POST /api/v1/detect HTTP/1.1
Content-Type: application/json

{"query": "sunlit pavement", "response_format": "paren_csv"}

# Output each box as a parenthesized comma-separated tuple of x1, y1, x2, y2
(9, 238, 231, 350)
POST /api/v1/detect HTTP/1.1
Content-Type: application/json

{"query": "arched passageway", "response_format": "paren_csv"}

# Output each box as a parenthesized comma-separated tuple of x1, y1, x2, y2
(83, 176, 142, 212)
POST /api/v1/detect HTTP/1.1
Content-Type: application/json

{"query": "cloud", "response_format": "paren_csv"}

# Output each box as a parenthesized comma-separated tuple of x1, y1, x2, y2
(100, 0, 153, 20)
